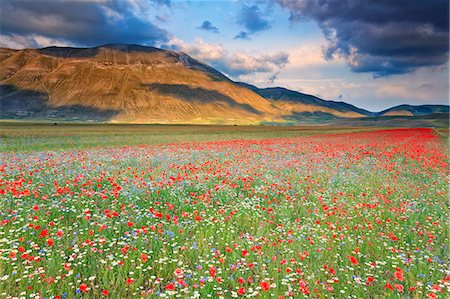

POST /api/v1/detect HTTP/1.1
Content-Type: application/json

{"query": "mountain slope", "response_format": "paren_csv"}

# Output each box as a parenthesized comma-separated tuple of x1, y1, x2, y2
(236, 82, 373, 122)
(1, 44, 446, 124)
(0, 44, 280, 124)
(377, 104, 449, 116)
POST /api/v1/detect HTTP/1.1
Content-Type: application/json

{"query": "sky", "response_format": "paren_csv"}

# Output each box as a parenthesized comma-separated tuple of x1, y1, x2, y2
(0, 0, 448, 111)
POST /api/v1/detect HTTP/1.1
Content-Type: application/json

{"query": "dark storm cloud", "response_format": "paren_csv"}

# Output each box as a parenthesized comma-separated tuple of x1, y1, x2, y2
(198, 21, 219, 33)
(277, 0, 449, 77)
(0, 0, 169, 47)
(235, 4, 271, 40)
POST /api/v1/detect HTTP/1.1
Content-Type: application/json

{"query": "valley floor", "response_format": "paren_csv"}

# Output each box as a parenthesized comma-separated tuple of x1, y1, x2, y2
(0, 126, 448, 298)
(0, 123, 382, 152)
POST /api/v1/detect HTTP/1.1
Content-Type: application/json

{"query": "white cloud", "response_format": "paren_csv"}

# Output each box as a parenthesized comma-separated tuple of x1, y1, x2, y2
(0, 34, 73, 49)
(288, 44, 328, 67)
(166, 37, 289, 77)
(0, 34, 32, 49)
(375, 67, 449, 103)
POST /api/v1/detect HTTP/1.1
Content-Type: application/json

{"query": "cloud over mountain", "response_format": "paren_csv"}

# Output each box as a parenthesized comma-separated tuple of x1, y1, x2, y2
(277, 0, 449, 77)
(166, 38, 289, 77)
(0, 0, 169, 48)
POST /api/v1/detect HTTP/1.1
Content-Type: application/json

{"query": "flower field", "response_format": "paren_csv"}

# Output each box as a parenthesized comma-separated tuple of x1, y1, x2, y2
(0, 128, 448, 298)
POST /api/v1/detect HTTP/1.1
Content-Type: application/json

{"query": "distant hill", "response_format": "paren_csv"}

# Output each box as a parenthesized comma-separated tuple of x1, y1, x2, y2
(377, 104, 449, 116)
(238, 82, 449, 125)
(0, 44, 448, 125)
(237, 83, 373, 122)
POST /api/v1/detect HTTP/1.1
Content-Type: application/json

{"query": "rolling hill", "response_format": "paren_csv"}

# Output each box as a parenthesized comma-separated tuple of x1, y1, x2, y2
(377, 104, 449, 116)
(0, 44, 447, 125)
(237, 83, 373, 122)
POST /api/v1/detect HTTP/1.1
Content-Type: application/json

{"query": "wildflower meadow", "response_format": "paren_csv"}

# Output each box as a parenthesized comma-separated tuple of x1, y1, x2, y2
(0, 128, 448, 298)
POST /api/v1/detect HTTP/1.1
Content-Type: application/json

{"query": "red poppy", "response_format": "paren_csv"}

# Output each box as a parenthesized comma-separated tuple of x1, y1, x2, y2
(80, 284, 88, 293)
(260, 281, 270, 291)
(209, 266, 216, 277)
(394, 268, 404, 281)
(141, 253, 148, 262)
(126, 278, 134, 285)
(348, 255, 358, 265)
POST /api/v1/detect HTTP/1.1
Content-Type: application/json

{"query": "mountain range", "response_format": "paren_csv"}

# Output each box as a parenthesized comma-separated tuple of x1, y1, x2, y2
(0, 44, 448, 125)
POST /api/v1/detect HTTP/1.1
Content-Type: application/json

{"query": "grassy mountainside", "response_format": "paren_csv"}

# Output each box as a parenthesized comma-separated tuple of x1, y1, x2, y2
(0, 44, 447, 125)
(377, 104, 449, 116)
(237, 82, 373, 119)
(0, 44, 280, 124)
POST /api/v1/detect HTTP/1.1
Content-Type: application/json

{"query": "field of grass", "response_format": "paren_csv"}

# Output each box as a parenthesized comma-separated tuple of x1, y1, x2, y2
(0, 125, 448, 298)
(0, 123, 381, 152)
(329, 113, 449, 128)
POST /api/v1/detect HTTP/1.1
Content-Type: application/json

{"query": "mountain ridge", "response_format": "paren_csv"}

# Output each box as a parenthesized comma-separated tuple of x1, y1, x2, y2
(0, 44, 277, 124)
(236, 82, 374, 116)
(376, 104, 449, 116)
(0, 44, 447, 124)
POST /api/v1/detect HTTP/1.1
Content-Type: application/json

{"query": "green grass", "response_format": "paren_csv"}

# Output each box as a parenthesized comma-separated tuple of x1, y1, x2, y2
(0, 122, 382, 152)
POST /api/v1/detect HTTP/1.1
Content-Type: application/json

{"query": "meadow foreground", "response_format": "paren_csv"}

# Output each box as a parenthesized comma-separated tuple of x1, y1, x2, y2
(0, 128, 448, 298)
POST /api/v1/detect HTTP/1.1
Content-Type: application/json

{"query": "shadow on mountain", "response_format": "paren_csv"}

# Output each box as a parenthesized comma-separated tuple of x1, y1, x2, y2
(283, 111, 341, 123)
(37, 47, 100, 58)
(251, 86, 373, 116)
(37, 44, 164, 58)
(0, 84, 119, 121)
(144, 83, 262, 115)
